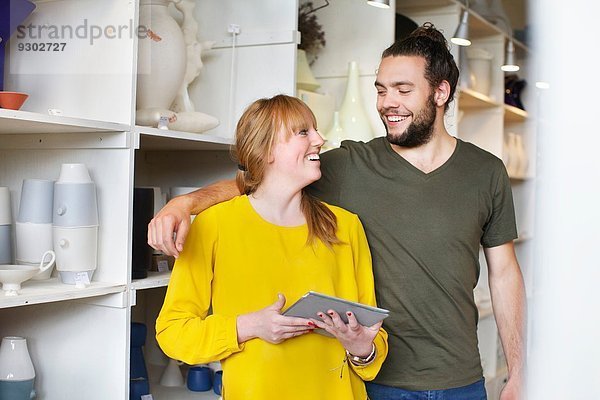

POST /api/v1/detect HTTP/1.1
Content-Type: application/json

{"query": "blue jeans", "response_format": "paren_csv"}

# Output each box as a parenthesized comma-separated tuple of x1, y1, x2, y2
(366, 379, 487, 400)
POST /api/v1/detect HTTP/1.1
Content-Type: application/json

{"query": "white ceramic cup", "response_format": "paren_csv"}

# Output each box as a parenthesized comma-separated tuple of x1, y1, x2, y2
(17, 179, 54, 224)
(56, 163, 92, 184)
(15, 222, 53, 264)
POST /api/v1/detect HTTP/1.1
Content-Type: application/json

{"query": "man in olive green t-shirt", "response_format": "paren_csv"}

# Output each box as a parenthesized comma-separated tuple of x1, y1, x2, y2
(148, 24, 526, 400)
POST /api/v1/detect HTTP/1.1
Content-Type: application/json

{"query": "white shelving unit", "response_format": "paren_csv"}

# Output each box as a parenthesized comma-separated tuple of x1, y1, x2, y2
(0, 1, 533, 398)
(0, 0, 297, 399)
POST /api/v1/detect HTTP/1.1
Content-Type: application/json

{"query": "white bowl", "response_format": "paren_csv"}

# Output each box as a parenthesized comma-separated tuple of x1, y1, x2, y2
(0, 251, 55, 296)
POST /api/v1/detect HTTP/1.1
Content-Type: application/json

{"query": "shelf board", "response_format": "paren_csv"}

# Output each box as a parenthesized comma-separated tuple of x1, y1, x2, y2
(132, 270, 171, 290)
(0, 278, 126, 309)
(150, 383, 219, 400)
(458, 87, 501, 109)
(504, 104, 528, 122)
(0, 109, 129, 134)
(135, 126, 234, 151)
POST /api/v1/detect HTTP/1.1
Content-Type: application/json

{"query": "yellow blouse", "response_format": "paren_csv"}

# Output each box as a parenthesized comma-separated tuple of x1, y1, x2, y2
(156, 195, 388, 400)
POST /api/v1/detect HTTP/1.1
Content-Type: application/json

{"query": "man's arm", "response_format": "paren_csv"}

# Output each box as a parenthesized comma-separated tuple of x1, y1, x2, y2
(483, 241, 526, 400)
(148, 179, 240, 257)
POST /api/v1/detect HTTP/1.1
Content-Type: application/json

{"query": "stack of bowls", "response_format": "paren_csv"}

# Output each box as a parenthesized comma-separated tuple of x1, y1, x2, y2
(52, 164, 99, 284)
(0, 187, 12, 264)
(15, 179, 55, 280)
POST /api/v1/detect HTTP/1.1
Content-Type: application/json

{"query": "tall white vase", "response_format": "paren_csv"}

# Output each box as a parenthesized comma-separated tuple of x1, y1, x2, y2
(0, 337, 35, 400)
(296, 49, 320, 92)
(325, 111, 345, 150)
(136, 0, 186, 119)
(339, 61, 373, 142)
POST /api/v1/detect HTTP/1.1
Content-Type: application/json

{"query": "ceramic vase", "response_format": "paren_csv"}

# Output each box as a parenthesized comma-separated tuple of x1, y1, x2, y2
(325, 111, 345, 150)
(52, 164, 99, 285)
(297, 89, 335, 134)
(0, 336, 35, 400)
(505, 133, 520, 177)
(296, 49, 320, 92)
(339, 61, 373, 142)
(515, 134, 528, 178)
(16, 179, 55, 280)
(136, 0, 186, 122)
(159, 359, 184, 387)
(467, 47, 493, 96)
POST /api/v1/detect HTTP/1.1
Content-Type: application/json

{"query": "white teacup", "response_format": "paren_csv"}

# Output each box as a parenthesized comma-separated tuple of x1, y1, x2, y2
(0, 250, 56, 296)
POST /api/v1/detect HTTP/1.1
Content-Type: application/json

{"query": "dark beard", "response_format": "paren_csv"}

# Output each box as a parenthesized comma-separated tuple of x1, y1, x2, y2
(386, 95, 436, 148)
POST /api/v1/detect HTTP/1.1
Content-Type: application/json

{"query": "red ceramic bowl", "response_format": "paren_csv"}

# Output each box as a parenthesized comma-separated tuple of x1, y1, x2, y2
(0, 91, 29, 110)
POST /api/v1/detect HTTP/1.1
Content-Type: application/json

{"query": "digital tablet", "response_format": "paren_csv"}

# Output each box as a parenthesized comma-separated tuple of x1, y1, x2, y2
(283, 291, 389, 334)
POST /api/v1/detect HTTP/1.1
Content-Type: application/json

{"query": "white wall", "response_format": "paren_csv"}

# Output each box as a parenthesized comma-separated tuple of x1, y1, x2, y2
(527, 2, 600, 399)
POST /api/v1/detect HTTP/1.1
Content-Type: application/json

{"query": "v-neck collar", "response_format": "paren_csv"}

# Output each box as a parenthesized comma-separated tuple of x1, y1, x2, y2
(380, 136, 461, 180)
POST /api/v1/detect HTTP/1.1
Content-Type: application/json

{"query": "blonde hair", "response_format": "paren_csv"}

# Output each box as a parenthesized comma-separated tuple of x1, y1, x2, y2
(233, 95, 340, 248)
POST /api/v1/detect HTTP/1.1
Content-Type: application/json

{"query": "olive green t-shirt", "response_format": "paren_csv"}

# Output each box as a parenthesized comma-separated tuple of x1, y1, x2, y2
(308, 137, 517, 390)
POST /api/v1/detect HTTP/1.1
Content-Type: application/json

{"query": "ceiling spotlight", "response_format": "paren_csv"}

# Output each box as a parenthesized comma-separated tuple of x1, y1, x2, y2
(451, 10, 471, 46)
(367, 0, 390, 9)
(501, 40, 520, 72)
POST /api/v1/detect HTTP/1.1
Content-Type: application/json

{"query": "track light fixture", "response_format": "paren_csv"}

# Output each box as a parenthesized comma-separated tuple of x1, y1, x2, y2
(501, 40, 520, 72)
(451, 10, 471, 46)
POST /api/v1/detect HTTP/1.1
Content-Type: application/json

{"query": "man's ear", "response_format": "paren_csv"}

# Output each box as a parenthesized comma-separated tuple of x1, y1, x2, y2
(434, 80, 451, 107)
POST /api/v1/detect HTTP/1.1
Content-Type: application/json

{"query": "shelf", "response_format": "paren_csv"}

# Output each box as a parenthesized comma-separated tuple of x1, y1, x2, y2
(132, 271, 171, 290)
(504, 104, 528, 122)
(147, 363, 219, 400)
(0, 278, 126, 309)
(396, 0, 529, 54)
(458, 87, 501, 109)
(135, 126, 234, 151)
(0, 109, 129, 134)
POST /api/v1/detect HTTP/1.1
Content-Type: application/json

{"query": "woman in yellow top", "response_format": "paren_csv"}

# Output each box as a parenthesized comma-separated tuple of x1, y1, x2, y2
(156, 95, 388, 399)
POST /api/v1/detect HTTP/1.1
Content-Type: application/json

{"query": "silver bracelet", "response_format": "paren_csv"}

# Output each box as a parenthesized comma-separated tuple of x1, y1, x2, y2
(346, 343, 376, 366)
